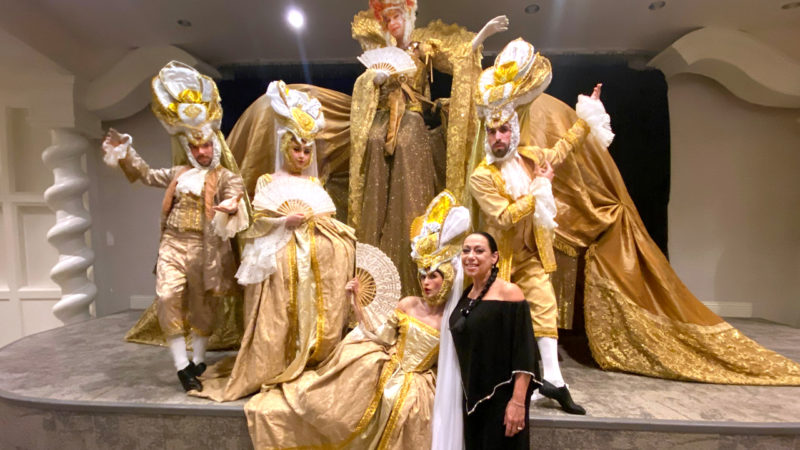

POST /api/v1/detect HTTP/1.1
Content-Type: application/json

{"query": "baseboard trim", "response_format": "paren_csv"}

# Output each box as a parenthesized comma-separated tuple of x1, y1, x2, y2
(129, 295, 154, 310)
(701, 301, 753, 318)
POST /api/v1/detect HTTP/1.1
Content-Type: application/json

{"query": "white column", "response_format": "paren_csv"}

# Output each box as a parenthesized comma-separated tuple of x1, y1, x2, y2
(42, 128, 96, 324)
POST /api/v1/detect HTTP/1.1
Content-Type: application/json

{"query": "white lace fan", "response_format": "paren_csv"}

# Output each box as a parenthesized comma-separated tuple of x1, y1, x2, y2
(357, 47, 416, 76)
(355, 242, 401, 327)
(253, 176, 336, 217)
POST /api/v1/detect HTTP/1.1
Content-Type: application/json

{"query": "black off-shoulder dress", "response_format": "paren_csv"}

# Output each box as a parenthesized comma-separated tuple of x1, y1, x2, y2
(449, 290, 541, 450)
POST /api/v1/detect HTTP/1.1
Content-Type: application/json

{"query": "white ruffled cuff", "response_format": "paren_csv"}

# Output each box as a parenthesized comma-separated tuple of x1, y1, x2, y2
(530, 177, 558, 230)
(102, 133, 132, 167)
(234, 219, 291, 285)
(211, 198, 250, 240)
(576, 95, 614, 148)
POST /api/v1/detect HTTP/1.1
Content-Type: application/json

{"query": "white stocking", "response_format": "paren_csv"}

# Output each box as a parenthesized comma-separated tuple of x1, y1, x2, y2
(168, 336, 190, 371)
(191, 333, 209, 365)
(537, 336, 565, 388)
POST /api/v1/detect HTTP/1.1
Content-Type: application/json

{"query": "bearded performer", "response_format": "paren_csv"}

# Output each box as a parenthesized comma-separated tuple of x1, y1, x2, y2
(468, 39, 614, 415)
(245, 190, 468, 449)
(191, 81, 357, 402)
(101, 61, 249, 392)
(349, 0, 507, 295)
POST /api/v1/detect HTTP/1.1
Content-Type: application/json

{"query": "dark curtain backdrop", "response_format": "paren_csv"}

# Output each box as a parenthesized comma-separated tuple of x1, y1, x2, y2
(216, 55, 670, 254)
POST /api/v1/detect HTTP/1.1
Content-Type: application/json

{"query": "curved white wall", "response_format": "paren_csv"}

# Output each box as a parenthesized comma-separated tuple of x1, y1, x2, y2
(667, 74, 800, 327)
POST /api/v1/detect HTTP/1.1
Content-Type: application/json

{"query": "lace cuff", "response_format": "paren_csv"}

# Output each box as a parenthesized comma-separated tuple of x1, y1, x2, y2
(211, 198, 250, 239)
(530, 177, 558, 230)
(234, 219, 291, 285)
(102, 133, 132, 167)
(576, 95, 614, 148)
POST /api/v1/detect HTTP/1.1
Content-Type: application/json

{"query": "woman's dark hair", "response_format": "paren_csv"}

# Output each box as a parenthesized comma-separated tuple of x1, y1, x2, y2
(470, 231, 498, 255)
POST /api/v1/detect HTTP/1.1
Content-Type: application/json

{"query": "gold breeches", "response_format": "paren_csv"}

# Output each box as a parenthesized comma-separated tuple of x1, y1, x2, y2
(156, 229, 218, 338)
(511, 247, 559, 339)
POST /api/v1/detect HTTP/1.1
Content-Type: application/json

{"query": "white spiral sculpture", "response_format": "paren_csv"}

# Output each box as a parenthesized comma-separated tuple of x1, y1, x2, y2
(42, 129, 97, 324)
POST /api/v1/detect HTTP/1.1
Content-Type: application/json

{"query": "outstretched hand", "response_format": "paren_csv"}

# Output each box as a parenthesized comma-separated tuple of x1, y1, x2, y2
(590, 83, 602, 100)
(213, 194, 242, 214)
(472, 15, 509, 50)
(103, 128, 128, 150)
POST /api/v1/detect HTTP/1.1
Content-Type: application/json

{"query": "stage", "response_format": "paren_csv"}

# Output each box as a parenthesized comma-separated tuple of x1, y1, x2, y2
(1, 311, 798, 449)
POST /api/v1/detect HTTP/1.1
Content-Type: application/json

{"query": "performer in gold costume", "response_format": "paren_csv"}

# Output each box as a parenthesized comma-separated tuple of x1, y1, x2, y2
(101, 61, 249, 392)
(349, 0, 507, 295)
(468, 39, 615, 414)
(244, 191, 469, 449)
(192, 81, 357, 402)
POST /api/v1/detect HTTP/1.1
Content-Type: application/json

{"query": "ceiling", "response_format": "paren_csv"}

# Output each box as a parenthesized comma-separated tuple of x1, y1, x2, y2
(1, 0, 798, 80)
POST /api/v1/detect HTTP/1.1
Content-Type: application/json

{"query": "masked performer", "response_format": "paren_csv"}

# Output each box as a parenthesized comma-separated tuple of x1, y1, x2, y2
(244, 191, 469, 449)
(349, 0, 507, 295)
(468, 39, 615, 414)
(100, 61, 249, 392)
(192, 81, 357, 401)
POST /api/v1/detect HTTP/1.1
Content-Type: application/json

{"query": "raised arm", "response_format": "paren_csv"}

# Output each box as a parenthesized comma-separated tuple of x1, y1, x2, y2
(471, 15, 509, 51)
(101, 128, 174, 188)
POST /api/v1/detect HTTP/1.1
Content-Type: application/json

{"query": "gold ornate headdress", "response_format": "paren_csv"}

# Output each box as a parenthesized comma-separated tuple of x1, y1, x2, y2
(410, 190, 471, 306)
(476, 38, 552, 127)
(151, 61, 223, 168)
(151, 61, 222, 145)
(266, 80, 326, 174)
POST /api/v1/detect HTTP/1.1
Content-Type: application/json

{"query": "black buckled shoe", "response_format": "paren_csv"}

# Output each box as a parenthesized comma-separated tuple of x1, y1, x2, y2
(189, 361, 207, 377)
(540, 380, 586, 415)
(177, 365, 203, 392)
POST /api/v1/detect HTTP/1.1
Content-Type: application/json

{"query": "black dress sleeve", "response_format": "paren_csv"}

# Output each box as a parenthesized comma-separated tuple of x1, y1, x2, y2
(511, 301, 541, 384)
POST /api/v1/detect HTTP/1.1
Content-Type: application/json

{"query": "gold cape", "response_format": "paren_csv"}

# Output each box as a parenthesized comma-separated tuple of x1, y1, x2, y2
(245, 310, 438, 449)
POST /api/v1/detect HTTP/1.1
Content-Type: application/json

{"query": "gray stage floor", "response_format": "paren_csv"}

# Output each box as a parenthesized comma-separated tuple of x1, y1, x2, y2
(1, 311, 799, 428)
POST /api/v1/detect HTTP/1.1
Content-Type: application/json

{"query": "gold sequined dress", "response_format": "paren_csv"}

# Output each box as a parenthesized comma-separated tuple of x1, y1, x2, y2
(193, 173, 357, 401)
(245, 309, 439, 449)
(349, 11, 483, 295)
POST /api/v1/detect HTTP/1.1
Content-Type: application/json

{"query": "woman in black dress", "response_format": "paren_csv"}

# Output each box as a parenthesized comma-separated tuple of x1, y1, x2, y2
(449, 231, 540, 449)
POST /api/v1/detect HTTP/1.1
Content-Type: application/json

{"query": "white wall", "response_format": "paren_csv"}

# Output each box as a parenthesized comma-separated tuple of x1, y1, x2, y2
(87, 109, 174, 317)
(667, 73, 800, 327)
(0, 30, 72, 347)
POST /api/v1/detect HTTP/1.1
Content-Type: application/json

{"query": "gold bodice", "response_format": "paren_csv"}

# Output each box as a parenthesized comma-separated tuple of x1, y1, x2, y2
(165, 192, 205, 233)
(392, 310, 439, 373)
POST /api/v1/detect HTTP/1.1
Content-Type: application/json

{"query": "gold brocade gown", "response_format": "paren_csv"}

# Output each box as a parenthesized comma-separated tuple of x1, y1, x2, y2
(193, 174, 357, 401)
(357, 46, 444, 297)
(244, 310, 439, 450)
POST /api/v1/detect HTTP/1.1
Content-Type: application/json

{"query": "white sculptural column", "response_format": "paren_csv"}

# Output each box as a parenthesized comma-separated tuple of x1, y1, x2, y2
(42, 128, 97, 324)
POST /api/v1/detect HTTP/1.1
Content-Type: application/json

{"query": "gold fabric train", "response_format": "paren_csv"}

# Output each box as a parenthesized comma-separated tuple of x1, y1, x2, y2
(522, 94, 800, 384)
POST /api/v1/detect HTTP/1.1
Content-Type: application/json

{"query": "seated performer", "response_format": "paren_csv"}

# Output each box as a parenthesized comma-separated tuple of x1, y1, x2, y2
(192, 81, 357, 401)
(244, 191, 470, 449)
(468, 38, 614, 414)
(100, 61, 248, 392)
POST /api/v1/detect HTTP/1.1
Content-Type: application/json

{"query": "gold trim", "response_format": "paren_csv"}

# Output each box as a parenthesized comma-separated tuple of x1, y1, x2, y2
(307, 221, 327, 362)
(285, 235, 299, 366)
(377, 372, 413, 450)
(553, 235, 579, 258)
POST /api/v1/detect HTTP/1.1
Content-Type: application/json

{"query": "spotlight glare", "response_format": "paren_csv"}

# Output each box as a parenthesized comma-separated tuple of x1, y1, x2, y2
(287, 8, 305, 30)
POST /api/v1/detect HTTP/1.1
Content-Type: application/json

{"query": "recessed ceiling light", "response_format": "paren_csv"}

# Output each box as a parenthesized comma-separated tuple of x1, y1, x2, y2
(648, 1, 666, 10)
(286, 8, 305, 30)
(781, 1, 800, 9)
(524, 4, 541, 14)
(177, 19, 192, 27)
